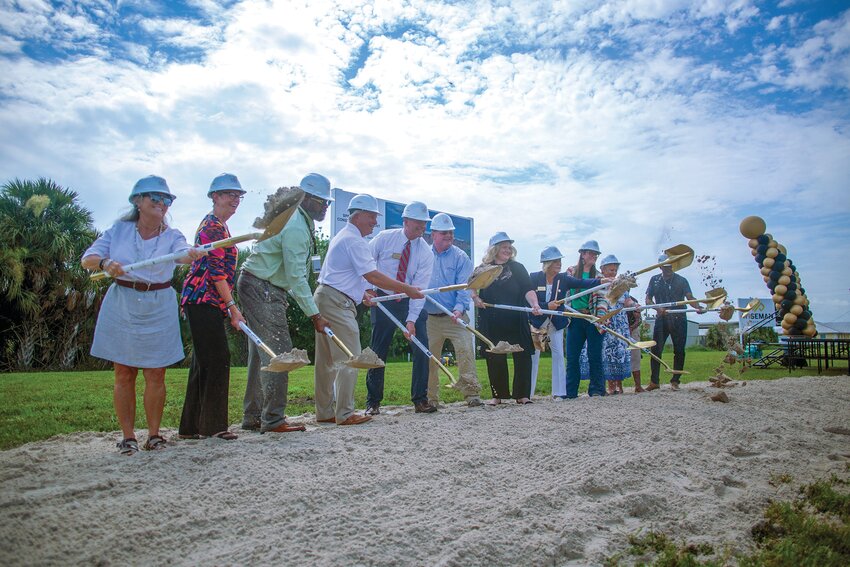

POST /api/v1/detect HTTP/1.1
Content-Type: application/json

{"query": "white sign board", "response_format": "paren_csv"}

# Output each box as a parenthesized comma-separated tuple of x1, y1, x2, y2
(738, 297, 776, 332)
(329, 188, 475, 258)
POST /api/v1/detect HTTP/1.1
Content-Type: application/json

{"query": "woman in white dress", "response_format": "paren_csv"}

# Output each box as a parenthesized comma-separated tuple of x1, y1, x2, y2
(82, 175, 205, 455)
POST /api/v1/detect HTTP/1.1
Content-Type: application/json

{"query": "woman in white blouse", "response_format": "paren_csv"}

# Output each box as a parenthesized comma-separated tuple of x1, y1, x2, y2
(82, 175, 204, 455)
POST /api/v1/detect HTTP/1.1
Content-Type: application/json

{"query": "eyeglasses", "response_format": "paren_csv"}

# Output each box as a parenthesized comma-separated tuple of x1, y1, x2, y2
(145, 193, 174, 206)
(218, 191, 244, 201)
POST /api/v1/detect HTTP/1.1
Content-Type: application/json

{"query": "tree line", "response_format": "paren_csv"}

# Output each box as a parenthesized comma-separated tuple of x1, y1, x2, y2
(0, 178, 416, 372)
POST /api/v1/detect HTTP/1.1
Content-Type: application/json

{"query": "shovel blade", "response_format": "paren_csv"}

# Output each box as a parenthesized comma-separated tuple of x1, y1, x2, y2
(663, 244, 695, 271)
(467, 264, 503, 290)
(255, 188, 305, 242)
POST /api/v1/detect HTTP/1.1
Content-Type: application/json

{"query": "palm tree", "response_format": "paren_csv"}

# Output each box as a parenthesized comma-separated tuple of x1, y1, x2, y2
(0, 178, 102, 370)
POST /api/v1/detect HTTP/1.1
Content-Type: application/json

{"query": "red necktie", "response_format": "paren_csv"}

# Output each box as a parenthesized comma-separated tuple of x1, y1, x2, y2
(396, 240, 411, 282)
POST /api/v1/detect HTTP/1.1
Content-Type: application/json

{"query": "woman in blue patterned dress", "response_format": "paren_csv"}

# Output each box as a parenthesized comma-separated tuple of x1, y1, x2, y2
(580, 255, 631, 394)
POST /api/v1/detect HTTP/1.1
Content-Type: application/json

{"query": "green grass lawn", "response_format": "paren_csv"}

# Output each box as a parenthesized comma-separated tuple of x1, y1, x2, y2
(0, 348, 844, 450)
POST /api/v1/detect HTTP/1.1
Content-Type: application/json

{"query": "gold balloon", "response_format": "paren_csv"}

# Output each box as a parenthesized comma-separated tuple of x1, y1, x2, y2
(748, 238, 759, 249)
(778, 244, 787, 255)
(790, 305, 804, 315)
(768, 240, 778, 249)
(781, 319, 793, 329)
(761, 267, 772, 276)
(766, 247, 779, 258)
(773, 293, 784, 303)
(778, 275, 791, 286)
(763, 257, 776, 268)
(784, 313, 798, 324)
(794, 296, 806, 306)
(774, 284, 788, 295)
(782, 267, 793, 276)
(740, 216, 766, 239)
(803, 327, 816, 337)
(751, 248, 759, 257)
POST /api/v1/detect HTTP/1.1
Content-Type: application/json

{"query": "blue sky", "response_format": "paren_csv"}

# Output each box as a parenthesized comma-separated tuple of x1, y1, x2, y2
(1, 0, 848, 323)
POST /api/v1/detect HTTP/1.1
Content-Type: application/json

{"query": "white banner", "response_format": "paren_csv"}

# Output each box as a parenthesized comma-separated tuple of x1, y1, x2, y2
(329, 188, 475, 257)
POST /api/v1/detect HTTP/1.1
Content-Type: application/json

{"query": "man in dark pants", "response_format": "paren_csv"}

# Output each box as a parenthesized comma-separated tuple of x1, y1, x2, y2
(645, 254, 702, 391)
(364, 201, 435, 415)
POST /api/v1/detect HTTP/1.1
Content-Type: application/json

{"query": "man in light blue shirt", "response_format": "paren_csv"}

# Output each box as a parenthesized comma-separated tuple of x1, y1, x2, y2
(424, 213, 482, 407)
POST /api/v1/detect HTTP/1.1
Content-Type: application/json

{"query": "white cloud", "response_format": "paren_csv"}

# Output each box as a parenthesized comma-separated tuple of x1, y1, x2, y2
(1, 0, 848, 320)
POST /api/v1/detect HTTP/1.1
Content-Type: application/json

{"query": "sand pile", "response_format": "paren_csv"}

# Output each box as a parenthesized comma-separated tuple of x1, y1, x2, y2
(1, 376, 848, 566)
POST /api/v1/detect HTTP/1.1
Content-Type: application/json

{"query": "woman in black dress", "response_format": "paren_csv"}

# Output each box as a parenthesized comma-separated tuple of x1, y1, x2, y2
(471, 232, 541, 405)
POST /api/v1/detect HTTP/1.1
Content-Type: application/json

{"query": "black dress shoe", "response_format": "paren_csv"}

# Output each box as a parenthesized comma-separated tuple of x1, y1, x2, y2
(414, 401, 437, 413)
(364, 404, 380, 416)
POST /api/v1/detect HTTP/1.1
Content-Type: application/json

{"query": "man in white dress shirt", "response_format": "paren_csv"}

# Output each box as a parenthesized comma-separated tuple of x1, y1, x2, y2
(313, 194, 423, 425)
(364, 201, 436, 415)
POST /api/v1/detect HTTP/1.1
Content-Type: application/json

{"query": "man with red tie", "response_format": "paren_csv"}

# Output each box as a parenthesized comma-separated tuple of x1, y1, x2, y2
(365, 202, 436, 415)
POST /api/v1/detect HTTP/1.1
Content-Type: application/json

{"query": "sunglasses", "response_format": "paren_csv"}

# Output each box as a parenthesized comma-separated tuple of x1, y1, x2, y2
(217, 191, 245, 201)
(146, 193, 174, 206)
(308, 195, 331, 206)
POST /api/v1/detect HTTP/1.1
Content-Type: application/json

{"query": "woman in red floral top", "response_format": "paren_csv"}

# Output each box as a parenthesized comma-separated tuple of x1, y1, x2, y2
(179, 173, 247, 440)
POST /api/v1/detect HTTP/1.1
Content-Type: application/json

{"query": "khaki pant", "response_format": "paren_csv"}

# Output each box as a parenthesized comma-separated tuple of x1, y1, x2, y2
(426, 313, 481, 403)
(314, 285, 361, 423)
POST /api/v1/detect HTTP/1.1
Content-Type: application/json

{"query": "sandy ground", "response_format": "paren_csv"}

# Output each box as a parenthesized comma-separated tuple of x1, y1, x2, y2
(1, 376, 849, 566)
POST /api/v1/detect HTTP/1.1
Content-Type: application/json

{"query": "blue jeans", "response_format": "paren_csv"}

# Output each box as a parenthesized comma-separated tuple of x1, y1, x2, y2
(566, 318, 605, 397)
(366, 298, 430, 405)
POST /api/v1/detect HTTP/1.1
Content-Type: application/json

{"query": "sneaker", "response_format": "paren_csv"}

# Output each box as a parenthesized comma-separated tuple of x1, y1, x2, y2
(364, 404, 380, 416)
(670, 382, 680, 391)
(466, 397, 483, 407)
(646, 382, 660, 391)
(116, 438, 139, 456)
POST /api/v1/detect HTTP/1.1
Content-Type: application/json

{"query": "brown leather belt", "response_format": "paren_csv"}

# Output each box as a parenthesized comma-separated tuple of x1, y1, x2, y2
(115, 280, 172, 292)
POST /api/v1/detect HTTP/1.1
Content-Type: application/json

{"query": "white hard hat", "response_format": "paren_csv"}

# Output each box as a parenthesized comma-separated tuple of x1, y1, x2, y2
(348, 194, 381, 214)
(658, 253, 668, 263)
(578, 240, 601, 254)
(489, 232, 513, 247)
(600, 254, 620, 267)
(299, 173, 333, 201)
(430, 212, 455, 231)
(402, 201, 430, 221)
(208, 173, 245, 197)
(540, 246, 563, 262)
(129, 175, 175, 202)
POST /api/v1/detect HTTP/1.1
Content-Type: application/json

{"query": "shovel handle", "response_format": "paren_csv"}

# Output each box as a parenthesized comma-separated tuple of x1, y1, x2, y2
(90, 232, 261, 281)
(426, 296, 496, 350)
(555, 281, 611, 305)
(324, 328, 355, 358)
(371, 284, 466, 303)
(239, 322, 277, 359)
(374, 301, 455, 382)
(629, 251, 693, 277)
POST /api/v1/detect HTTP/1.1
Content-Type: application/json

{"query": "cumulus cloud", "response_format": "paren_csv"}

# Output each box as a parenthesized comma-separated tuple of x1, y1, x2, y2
(0, 0, 848, 319)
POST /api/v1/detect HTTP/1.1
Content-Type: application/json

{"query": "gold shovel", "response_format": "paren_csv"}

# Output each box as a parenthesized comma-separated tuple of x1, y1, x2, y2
(323, 328, 385, 369)
(425, 296, 508, 353)
(370, 264, 503, 303)
(239, 322, 309, 372)
(555, 244, 695, 306)
(90, 187, 304, 280)
(373, 301, 455, 385)
(597, 287, 728, 323)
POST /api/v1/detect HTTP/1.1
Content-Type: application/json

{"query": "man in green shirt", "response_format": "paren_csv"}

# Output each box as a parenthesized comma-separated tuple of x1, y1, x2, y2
(237, 173, 332, 433)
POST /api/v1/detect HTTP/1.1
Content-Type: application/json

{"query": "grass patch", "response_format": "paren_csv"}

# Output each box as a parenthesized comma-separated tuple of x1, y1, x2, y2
(608, 473, 850, 566)
(0, 350, 842, 450)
